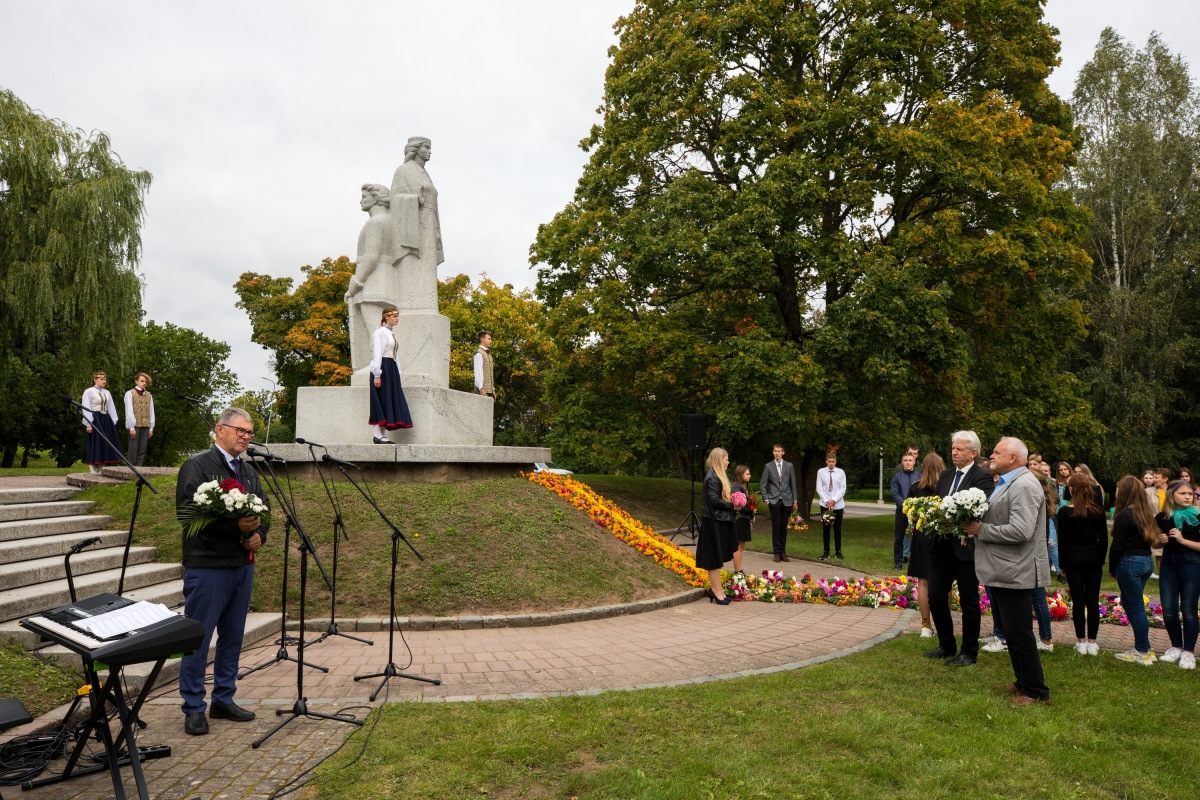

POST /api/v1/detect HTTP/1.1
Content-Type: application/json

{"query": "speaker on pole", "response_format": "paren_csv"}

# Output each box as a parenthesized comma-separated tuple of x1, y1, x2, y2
(682, 414, 706, 451)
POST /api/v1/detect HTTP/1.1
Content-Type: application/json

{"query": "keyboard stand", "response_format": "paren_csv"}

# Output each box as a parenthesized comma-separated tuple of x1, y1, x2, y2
(24, 656, 167, 800)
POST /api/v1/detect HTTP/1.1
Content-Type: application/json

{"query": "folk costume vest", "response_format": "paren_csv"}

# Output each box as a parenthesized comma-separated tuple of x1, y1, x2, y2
(131, 389, 153, 428)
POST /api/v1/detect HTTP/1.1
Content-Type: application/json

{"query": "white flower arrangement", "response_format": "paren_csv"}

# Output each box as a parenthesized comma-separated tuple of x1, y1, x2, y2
(179, 476, 269, 538)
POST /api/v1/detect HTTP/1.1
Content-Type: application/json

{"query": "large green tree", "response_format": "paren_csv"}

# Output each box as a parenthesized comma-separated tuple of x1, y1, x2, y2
(0, 88, 149, 383)
(532, 0, 1097, 504)
(1066, 29, 1200, 478)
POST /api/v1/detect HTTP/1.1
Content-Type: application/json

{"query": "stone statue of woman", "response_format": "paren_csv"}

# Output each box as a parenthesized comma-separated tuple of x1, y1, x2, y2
(388, 136, 442, 312)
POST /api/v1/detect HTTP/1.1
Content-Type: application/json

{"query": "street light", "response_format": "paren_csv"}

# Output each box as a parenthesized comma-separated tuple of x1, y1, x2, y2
(262, 376, 277, 444)
(878, 446, 885, 504)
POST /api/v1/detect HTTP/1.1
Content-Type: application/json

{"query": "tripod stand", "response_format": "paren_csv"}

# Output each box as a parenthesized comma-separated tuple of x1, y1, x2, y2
(304, 443, 372, 647)
(337, 460, 441, 699)
(671, 449, 700, 542)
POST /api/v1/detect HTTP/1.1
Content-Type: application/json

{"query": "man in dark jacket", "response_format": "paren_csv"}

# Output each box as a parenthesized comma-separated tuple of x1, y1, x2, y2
(891, 452, 921, 571)
(925, 430, 994, 667)
(176, 408, 268, 735)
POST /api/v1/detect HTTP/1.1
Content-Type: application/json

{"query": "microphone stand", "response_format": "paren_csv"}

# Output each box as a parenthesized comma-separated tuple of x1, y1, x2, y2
(62, 396, 158, 594)
(304, 445, 372, 647)
(64, 537, 102, 603)
(340, 461, 440, 699)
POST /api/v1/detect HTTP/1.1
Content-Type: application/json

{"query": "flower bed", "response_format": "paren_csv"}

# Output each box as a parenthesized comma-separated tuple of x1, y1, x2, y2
(525, 472, 707, 587)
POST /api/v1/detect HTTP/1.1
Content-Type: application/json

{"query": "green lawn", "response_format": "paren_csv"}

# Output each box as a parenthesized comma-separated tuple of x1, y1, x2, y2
(302, 631, 1200, 799)
(573, 474, 699, 531)
(0, 641, 80, 718)
(81, 476, 691, 618)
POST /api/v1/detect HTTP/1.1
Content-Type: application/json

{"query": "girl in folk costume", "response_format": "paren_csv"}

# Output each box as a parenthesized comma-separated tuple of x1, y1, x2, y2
(369, 307, 414, 443)
(82, 371, 122, 472)
(123, 372, 155, 467)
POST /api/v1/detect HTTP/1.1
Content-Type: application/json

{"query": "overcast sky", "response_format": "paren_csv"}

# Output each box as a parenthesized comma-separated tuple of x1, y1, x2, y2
(2, 1, 1197, 391)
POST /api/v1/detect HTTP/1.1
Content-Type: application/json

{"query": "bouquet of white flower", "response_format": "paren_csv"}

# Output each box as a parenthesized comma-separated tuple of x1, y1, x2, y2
(935, 487, 989, 541)
(178, 477, 270, 539)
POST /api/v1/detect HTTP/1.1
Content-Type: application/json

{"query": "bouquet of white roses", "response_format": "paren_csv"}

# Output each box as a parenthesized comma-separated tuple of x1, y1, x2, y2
(178, 477, 270, 539)
(902, 495, 943, 536)
(935, 487, 989, 541)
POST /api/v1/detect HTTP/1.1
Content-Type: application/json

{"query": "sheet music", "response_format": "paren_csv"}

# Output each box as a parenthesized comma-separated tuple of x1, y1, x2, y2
(73, 601, 177, 639)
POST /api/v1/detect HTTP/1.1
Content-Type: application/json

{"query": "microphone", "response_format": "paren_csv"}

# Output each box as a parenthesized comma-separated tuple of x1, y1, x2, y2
(61, 394, 73, 403)
(69, 536, 102, 555)
(295, 437, 327, 449)
(246, 447, 284, 462)
(322, 453, 359, 469)
(175, 392, 204, 404)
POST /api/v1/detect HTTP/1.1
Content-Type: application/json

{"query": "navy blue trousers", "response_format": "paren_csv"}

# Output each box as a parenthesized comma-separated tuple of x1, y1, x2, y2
(179, 565, 254, 715)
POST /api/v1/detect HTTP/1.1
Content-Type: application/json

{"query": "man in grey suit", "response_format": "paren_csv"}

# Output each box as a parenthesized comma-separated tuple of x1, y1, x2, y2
(963, 437, 1051, 705)
(760, 444, 798, 563)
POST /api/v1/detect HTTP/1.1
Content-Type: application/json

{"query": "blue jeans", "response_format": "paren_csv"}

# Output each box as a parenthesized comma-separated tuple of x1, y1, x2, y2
(985, 586, 1005, 641)
(1159, 551, 1200, 652)
(1032, 588, 1052, 642)
(179, 565, 255, 715)
(1047, 519, 1060, 574)
(1115, 555, 1155, 654)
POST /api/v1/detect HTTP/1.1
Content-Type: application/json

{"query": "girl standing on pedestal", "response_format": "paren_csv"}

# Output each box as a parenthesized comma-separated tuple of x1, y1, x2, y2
(369, 307, 413, 443)
(82, 371, 122, 472)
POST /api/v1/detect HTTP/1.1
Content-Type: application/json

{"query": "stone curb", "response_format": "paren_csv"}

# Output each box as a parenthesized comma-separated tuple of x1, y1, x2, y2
(284, 588, 708, 632)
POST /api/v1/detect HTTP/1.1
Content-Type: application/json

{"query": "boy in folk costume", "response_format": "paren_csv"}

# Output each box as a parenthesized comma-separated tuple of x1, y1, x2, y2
(82, 371, 122, 473)
(123, 372, 155, 466)
(473, 330, 496, 399)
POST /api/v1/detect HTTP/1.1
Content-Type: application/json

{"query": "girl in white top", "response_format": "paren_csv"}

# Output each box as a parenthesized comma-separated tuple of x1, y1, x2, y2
(368, 306, 413, 442)
(81, 371, 122, 472)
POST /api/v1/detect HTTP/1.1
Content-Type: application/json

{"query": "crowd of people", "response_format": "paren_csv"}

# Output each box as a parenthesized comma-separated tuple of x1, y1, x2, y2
(695, 433, 1200, 705)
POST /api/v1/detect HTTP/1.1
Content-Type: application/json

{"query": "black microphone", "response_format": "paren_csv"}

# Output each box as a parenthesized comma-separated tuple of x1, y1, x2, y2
(246, 446, 284, 462)
(322, 453, 359, 469)
(69, 536, 102, 555)
(175, 392, 204, 404)
(295, 437, 327, 448)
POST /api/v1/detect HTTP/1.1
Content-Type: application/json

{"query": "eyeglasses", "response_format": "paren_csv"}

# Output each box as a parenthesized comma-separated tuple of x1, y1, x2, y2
(220, 424, 254, 439)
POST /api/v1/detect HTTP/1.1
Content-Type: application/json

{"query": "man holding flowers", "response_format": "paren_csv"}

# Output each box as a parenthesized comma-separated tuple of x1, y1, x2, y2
(176, 407, 269, 735)
(961, 437, 1051, 704)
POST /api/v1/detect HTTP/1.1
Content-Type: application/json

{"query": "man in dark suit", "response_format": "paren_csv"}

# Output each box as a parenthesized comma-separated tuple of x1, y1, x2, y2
(760, 444, 798, 562)
(176, 407, 269, 735)
(925, 430, 994, 667)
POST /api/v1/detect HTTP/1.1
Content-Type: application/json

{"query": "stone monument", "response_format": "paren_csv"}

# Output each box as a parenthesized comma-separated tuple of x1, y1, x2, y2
(290, 137, 537, 464)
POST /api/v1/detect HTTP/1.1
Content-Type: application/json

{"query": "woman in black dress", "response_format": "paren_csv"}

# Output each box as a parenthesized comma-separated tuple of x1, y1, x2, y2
(730, 464, 755, 575)
(906, 452, 944, 638)
(697, 447, 738, 604)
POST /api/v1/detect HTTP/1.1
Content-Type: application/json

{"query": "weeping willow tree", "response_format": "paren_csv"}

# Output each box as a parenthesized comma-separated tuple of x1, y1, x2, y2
(0, 88, 150, 466)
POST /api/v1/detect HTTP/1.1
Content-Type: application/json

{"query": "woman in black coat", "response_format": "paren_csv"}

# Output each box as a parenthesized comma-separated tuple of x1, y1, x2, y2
(697, 447, 739, 604)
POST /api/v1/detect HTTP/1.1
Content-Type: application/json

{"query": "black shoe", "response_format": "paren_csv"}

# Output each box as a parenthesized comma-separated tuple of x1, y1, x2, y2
(372, 436, 391, 444)
(944, 654, 977, 667)
(902, 557, 909, 564)
(819, 553, 829, 561)
(835, 552, 844, 560)
(924, 646, 954, 659)
(184, 712, 208, 735)
(210, 702, 256, 722)
(894, 564, 903, 572)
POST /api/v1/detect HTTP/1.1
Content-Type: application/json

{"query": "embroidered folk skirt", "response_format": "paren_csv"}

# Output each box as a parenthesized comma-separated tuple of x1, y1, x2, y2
(85, 414, 124, 465)
(368, 358, 413, 430)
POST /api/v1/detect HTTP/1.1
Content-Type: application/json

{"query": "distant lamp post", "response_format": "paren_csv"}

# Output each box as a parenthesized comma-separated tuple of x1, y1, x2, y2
(878, 447, 885, 504)
(262, 376, 278, 444)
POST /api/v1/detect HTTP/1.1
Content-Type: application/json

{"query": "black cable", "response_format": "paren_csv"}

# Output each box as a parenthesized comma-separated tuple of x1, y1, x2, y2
(265, 700, 379, 799)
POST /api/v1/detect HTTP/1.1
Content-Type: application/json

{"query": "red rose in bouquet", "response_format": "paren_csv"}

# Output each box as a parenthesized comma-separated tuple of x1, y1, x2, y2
(220, 478, 247, 493)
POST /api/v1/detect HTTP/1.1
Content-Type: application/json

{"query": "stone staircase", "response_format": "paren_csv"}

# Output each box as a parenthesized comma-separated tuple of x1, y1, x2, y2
(0, 484, 276, 693)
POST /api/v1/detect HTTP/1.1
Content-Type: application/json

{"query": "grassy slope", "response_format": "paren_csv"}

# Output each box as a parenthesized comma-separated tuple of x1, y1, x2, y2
(0, 642, 80, 718)
(81, 476, 690, 618)
(303, 632, 1200, 800)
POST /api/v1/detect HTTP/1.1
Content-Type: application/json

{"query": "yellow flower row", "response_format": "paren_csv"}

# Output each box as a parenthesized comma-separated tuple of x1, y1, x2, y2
(524, 472, 708, 587)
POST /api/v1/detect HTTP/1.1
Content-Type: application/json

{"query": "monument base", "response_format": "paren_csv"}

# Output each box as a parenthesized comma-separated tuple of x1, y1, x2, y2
(296, 385, 492, 446)
(264, 443, 551, 483)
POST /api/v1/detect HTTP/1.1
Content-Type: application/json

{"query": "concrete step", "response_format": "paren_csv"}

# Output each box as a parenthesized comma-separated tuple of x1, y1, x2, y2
(101, 466, 179, 481)
(0, 579, 186, 648)
(0, 500, 97, 523)
(39, 612, 280, 692)
(66, 473, 126, 489)
(0, 514, 112, 543)
(0, 546, 158, 591)
(0, 562, 182, 622)
(0, 487, 82, 505)
(0, 530, 131, 567)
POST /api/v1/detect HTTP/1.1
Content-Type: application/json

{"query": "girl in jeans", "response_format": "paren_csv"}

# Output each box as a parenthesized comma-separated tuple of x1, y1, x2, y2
(1156, 480, 1200, 669)
(1109, 476, 1161, 665)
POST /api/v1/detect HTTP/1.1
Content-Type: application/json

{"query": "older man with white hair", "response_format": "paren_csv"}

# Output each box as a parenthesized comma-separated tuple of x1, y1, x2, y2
(963, 437, 1051, 705)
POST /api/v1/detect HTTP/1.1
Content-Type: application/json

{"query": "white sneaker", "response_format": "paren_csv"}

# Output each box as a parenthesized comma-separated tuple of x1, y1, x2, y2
(920, 627, 935, 638)
(1151, 573, 1159, 580)
(982, 638, 1008, 653)
(1074, 642, 1089, 655)
(1036, 640, 1054, 652)
(1087, 643, 1100, 656)
(1161, 647, 1183, 663)
(1114, 649, 1156, 665)
(1180, 652, 1196, 670)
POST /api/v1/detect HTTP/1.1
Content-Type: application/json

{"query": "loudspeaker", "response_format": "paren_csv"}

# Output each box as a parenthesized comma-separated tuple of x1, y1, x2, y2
(682, 414, 706, 451)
